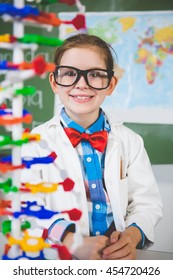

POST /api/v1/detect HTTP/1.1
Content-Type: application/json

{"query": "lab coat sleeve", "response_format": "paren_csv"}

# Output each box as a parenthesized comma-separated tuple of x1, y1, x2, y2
(123, 133, 163, 248)
(21, 140, 43, 184)
(20, 128, 79, 233)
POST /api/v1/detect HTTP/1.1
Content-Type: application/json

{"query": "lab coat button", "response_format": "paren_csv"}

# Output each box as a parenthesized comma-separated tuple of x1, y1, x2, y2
(95, 204, 100, 210)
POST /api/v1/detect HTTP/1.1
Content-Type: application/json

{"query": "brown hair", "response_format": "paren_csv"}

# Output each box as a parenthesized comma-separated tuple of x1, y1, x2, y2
(53, 33, 116, 70)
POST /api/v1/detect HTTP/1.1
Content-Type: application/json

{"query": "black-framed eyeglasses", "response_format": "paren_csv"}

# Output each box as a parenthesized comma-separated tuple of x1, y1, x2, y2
(53, 66, 114, 90)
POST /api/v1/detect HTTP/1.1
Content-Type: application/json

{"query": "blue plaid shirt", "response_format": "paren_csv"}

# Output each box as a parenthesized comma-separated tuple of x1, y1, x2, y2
(60, 107, 114, 236)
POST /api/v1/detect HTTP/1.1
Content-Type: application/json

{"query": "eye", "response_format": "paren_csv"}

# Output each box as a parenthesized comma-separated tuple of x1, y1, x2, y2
(57, 68, 77, 77)
(89, 70, 108, 78)
(63, 70, 77, 77)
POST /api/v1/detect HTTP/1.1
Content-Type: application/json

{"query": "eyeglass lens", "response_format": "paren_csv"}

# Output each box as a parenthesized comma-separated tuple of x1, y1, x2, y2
(54, 67, 111, 89)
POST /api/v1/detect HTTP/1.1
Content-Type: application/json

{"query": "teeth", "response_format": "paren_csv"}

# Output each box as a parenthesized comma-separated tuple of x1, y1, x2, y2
(75, 96, 90, 100)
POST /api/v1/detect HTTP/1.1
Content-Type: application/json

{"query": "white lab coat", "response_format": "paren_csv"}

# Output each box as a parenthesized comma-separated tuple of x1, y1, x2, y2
(21, 110, 163, 248)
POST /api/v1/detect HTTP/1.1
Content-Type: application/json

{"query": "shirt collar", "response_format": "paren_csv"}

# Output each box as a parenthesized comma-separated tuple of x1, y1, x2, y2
(60, 107, 110, 133)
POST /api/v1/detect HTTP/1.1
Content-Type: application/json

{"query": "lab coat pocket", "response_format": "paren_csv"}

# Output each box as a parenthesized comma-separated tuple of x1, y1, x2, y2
(119, 177, 128, 217)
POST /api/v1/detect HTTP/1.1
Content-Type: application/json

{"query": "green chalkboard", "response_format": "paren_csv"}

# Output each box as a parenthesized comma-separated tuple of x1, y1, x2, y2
(0, 0, 173, 164)
(125, 123, 173, 164)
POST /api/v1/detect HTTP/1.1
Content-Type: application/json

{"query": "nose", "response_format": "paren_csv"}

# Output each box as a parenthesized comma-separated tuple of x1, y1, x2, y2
(75, 74, 89, 89)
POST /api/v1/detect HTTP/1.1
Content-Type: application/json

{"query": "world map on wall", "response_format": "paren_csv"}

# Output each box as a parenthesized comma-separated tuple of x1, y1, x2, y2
(59, 11, 173, 123)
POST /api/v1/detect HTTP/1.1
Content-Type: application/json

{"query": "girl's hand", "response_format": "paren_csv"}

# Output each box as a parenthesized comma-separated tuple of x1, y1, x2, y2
(102, 226, 142, 260)
(63, 232, 109, 260)
(75, 235, 109, 260)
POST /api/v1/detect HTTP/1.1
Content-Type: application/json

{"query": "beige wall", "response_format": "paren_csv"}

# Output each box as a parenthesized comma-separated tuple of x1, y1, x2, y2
(149, 165, 173, 253)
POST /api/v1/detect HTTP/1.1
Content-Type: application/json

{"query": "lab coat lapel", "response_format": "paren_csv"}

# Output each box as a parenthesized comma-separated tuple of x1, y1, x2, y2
(105, 127, 126, 232)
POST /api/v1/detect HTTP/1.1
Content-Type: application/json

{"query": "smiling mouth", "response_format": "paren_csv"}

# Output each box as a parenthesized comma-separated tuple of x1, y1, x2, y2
(70, 95, 93, 100)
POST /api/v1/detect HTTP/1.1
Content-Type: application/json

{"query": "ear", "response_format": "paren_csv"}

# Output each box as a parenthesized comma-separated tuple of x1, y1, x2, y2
(49, 72, 59, 94)
(106, 76, 118, 96)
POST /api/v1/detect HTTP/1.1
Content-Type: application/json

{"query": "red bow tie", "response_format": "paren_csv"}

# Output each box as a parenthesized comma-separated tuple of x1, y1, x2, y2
(64, 127, 108, 153)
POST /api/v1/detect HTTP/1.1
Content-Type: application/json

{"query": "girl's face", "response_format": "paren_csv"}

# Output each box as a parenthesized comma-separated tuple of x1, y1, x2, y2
(49, 47, 117, 128)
